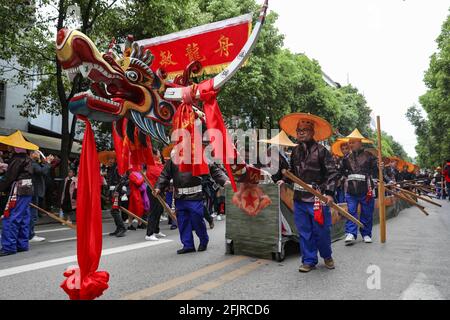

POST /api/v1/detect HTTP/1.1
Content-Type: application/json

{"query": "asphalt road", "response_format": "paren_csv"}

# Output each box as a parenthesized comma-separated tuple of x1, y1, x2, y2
(0, 199, 449, 300)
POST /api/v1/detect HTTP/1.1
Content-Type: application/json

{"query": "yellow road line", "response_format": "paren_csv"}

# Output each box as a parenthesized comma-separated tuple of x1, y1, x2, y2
(122, 255, 248, 300)
(168, 259, 268, 300)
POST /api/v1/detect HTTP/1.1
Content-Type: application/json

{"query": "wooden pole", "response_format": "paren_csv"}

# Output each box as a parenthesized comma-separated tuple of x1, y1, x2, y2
(140, 170, 178, 225)
(376, 116, 386, 243)
(119, 206, 148, 225)
(388, 185, 442, 207)
(29, 203, 76, 229)
(282, 169, 364, 228)
(383, 188, 429, 216)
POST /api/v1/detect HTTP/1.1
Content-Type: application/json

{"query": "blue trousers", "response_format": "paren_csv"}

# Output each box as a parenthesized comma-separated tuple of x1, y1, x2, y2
(175, 199, 208, 249)
(1, 195, 32, 253)
(345, 193, 374, 238)
(294, 200, 332, 266)
(335, 187, 346, 204)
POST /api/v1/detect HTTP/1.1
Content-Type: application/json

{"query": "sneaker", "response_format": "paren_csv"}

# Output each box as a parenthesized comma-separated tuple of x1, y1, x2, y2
(156, 232, 166, 238)
(217, 215, 223, 221)
(298, 264, 316, 273)
(29, 236, 46, 242)
(160, 216, 168, 221)
(170, 225, 178, 230)
(131, 219, 138, 229)
(363, 235, 372, 243)
(344, 233, 355, 246)
(145, 235, 159, 241)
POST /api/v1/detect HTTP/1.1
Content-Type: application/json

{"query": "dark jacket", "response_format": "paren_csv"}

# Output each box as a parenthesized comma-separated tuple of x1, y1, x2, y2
(156, 159, 229, 200)
(284, 141, 338, 202)
(31, 160, 51, 198)
(385, 166, 399, 183)
(341, 149, 378, 196)
(0, 153, 34, 196)
(271, 151, 290, 183)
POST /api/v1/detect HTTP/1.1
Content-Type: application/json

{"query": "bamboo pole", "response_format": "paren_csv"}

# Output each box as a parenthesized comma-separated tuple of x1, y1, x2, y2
(119, 206, 148, 225)
(140, 170, 178, 225)
(282, 169, 364, 228)
(29, 203, 76, 229)
(376, 116, 386, 243)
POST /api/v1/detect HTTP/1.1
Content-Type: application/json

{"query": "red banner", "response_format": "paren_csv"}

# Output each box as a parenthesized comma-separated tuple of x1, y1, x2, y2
(136, 14, 252, 78)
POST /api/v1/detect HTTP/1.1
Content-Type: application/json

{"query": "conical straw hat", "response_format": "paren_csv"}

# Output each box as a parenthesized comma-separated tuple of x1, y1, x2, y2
(259, 130, 297, 147)
(279, 113, 333, 142)
(345, 128, 373, 144)
(331, 138, 349, 157)
(0, 130, 39, 151)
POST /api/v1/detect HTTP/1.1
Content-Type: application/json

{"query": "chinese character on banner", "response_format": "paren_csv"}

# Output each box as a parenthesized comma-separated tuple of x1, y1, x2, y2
(185, 43, 205, 62)
(214, 35, 234, 57)
(160, 51, 177, 67)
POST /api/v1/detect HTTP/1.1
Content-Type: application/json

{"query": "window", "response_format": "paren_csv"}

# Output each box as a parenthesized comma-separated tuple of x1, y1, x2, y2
(0, 81, 6, 119)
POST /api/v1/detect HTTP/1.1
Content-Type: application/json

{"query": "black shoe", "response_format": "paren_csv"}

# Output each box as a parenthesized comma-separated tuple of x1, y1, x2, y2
(137, 224, 146, 229)
(0, 251, 15, 257)
(209, 221, 214, 229)
(170, 225, 178, 230)
(198, 244, 208, 252)
(17, 248, 28, 253)
(115, 229, 126, 237)
(177, 248, 196, 254)
(109, 229, 119, 236)
(128, 225, 137, 231)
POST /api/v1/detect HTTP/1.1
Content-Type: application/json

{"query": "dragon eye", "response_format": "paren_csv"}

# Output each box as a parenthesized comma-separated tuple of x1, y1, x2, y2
(126, 70, 139, 82)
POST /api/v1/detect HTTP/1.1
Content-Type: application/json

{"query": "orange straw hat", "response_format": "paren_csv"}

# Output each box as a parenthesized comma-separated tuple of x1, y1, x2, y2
(279, 113, 333, 142)
(98, 151, 116, 166)
(331, 138, 349, 157)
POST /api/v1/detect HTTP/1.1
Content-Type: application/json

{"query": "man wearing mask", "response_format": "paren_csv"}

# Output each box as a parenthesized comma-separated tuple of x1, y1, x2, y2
(278, 113, 338, 273)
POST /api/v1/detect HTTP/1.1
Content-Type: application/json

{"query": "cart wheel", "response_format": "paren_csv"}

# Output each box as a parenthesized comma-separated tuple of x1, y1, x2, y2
(274, 245, 286, 262)
(226, 240, 234, 255)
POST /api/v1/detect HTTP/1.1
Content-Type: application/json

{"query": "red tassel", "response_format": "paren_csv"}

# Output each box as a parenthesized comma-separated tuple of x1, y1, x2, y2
(313, 196, 324, 226)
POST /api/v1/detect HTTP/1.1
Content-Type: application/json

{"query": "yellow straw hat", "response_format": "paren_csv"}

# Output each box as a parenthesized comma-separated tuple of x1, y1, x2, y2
(259, 130, 297, 147)
(331, 138, 349, 157)
(279, 113, 333, 142)
(344, 128, 373, 144)
(0, 130, 39, 151)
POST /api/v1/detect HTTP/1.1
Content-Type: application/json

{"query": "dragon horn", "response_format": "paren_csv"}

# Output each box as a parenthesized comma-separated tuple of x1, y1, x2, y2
(163, 0, 269, 101)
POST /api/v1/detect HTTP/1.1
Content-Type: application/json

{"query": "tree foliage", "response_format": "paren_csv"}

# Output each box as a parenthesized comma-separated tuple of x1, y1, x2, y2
(407, 10, 450, 168)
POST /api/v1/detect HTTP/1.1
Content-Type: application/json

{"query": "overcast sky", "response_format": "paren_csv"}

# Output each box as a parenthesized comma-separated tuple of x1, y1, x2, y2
(262, 0, 449, 158)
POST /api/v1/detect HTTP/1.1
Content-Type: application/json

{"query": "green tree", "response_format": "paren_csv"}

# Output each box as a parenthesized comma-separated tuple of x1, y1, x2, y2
(407, 10, 450, 168)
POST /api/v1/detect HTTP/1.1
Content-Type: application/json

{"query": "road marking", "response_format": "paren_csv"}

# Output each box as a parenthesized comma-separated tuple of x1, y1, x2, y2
(48, 233, 110, 243)
(0, 239, 173, 278)
(168, 259, 268, 300)
(122, 255, 248, 300)
(35, 227, 71, 234)
(400, 273, 444, 300)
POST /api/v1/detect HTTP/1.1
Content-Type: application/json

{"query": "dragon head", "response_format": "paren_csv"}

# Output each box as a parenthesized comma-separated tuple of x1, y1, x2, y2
(56, 28, 176, 144)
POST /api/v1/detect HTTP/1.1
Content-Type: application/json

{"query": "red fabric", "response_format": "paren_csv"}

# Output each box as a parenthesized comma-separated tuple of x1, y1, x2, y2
(146, 162, 164, 187)
(112, 120, 129, 176)
(198, 78, 237, 192)
(366, 184, 373, 204)
(128, 171, 145, 217)
(444, 163, 450, 183)
(313, 197, 324, 226)
(172, 87, 209, 176)
(61, 116, 109, 300)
